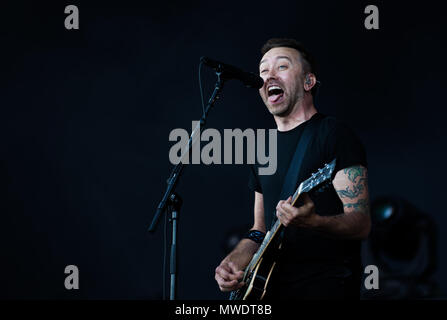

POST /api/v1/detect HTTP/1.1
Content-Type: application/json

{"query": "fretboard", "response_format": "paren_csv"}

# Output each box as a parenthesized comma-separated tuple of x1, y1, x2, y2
(245, 183, 304, 276)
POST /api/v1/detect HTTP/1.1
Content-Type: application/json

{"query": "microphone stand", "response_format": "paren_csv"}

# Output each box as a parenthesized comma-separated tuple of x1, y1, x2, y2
(148, 70, 225, 300)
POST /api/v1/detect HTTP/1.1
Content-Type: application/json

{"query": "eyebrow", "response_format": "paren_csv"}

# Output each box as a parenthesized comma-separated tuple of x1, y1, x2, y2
(259, 55, 293, 66)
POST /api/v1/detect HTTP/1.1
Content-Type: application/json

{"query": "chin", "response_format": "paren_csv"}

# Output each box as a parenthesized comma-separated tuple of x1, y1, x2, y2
(269, 105, 291, 117)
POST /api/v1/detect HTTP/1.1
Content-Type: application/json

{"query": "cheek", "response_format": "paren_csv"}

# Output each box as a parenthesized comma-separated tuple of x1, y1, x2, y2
(288, 79, 302, 93)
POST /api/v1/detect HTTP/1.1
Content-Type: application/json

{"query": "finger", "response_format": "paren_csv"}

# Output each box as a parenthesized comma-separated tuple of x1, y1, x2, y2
(276, 196, 292, 210)
(215, 273, 234, 287)
(276, 196, 291, 208)
(276, 209, 284, 220)
(279, 202, 295, 215)
(228, 263, 244, 280)
(216, 266, 233, 281)
(218, 264, 242, 282)
(281, 198, 295, 208)
(276, 208, 289, 226)
(276, 205, 285, 216)
(228, 262, 244, 281)
(215, 274, 239, 292)
(277, 205, 291, 218)
(219, 262, 232, 272)
(276, 201, 284, 211)
(216, 277, 232, 292)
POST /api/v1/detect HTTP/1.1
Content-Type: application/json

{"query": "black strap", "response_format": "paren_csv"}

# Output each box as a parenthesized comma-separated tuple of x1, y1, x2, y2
(271, 116, 321, 228)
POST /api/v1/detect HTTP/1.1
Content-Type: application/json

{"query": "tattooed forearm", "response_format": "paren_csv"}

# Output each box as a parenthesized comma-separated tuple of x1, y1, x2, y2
(343, 199, 370, 214)
(324, 165, 371, 239)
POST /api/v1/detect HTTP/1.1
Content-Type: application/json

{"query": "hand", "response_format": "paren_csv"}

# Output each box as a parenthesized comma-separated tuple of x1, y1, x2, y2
(276, 193, 318, 228)
(215, 261, 244, 292)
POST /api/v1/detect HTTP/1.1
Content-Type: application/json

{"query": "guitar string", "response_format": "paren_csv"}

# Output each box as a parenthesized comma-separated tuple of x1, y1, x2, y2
(235, 160, 335, 298)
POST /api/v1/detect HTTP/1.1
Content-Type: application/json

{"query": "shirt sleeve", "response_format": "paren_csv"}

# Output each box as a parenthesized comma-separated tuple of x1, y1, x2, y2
(324, 121, 368, 174)
(248, 164, 263, 193)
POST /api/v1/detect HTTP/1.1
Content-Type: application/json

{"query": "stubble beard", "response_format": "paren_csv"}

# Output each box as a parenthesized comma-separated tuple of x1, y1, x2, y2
(268, 101, 291, 117)
(265, 87, 304, 118)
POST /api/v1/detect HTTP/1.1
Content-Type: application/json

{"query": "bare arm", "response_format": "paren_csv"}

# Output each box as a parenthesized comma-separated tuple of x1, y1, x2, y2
(221, 192, 265, 267)
(314, 165, 371, 239)
(276, 165, 371, 240)
(215, 192, 265, 292)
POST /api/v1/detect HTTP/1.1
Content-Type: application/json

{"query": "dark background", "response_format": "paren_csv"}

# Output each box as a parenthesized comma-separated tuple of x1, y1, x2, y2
(1, 0, 446, 299)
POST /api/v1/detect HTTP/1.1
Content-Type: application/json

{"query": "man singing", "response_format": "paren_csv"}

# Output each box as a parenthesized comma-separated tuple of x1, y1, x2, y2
(215, 38, 370, 299)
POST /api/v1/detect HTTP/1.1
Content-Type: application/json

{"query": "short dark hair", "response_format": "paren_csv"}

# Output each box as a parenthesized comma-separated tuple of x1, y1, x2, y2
(261, 38, 318, 96)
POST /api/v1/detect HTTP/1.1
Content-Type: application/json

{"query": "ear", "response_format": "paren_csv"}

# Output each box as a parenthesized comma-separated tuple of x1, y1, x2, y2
(304, 73, 317, 92)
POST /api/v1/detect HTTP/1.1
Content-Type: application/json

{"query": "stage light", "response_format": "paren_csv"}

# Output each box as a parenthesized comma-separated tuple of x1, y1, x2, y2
(363, 196, 438, 299)
(369, 196, 436, 270)
(372, 201, 394, 222)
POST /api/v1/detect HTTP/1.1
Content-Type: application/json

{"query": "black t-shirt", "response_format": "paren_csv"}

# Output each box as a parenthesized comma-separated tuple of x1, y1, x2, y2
(248, 113, 367, 298)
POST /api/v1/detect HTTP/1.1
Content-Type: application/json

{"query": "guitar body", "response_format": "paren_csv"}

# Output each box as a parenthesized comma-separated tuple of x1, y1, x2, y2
(231, 237, 282, 300)
(229, 159, 336, 301)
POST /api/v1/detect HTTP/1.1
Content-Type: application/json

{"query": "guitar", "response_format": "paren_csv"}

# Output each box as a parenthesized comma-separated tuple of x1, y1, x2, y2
(229, 159, 337, 300)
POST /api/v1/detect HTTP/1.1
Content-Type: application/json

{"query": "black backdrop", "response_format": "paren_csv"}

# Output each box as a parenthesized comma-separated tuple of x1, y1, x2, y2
(1, 1, 446, 299)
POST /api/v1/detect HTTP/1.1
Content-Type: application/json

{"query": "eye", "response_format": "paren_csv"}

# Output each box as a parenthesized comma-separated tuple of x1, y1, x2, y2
(260, 69, 268, 74)
(278, 65, 287, 70)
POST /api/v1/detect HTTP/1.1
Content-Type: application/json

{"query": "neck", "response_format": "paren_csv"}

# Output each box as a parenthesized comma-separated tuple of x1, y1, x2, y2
(274, 96, 318, 132)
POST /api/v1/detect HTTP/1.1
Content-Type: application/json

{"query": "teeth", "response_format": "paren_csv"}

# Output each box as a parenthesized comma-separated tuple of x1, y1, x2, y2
(268, 85, 281, 92)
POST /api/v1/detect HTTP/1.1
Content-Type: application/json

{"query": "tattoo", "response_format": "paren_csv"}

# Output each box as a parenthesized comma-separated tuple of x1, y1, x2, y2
(335, 166, 370, 215)
(336, 182, 364, 199)
(344, 167, 365, 184)
(343, 199, 370, 214)
(336, 167, 367, 199)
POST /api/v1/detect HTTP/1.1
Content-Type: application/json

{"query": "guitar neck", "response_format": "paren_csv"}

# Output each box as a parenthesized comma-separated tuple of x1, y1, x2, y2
(246, 184, 304, 275)
(235, 159, 336, 299)
(268, 180, 304, 237)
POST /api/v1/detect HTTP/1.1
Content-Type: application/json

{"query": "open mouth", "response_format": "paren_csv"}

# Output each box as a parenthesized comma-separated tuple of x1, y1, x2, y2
(267, 85, 284, 103)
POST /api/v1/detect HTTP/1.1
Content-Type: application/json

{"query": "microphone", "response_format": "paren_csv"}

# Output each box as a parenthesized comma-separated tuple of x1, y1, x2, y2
(200, 56, 264, 89)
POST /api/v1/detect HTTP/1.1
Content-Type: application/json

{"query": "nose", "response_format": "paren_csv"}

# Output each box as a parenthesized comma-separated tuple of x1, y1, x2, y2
(260, 70, 277, 90)
(267, 67, 277, 77)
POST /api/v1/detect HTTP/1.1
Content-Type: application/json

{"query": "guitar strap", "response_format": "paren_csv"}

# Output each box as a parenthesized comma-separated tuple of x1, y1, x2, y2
(271, 114, 322, 229)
